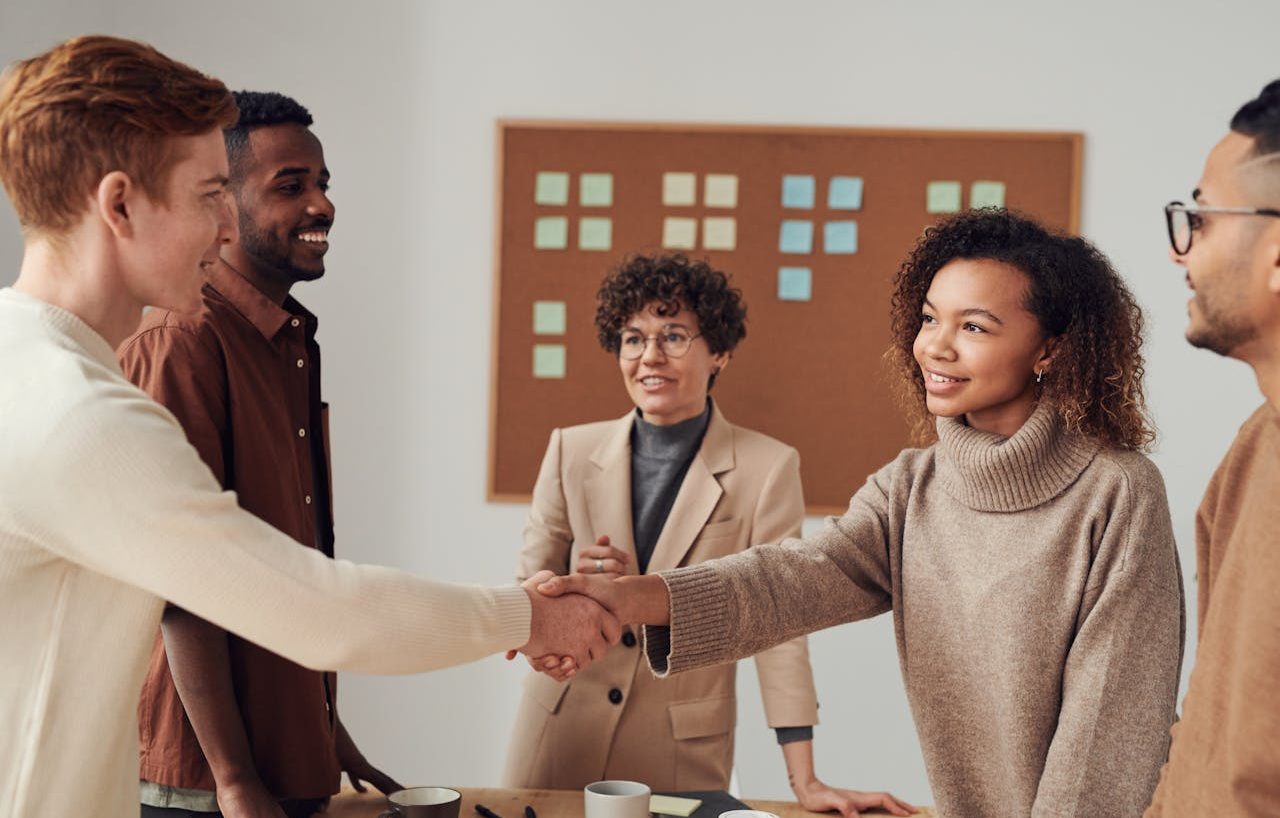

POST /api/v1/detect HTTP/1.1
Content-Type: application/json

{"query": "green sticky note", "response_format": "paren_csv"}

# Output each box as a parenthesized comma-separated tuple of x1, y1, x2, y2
(579, 173, 613, 207)
(662, 216, 697, 249)
(663, 172, 697, 206)
(534, 171, 569, 206)
(702, 217, 736, 251)
(971, 180, 1006, 209)
(532, 344, 566, 379)
(579, 217, 612, 251)
(824, 220, 858, 254)
(533, 301, 566, 335)
(927, 181, 962, 213)
(534, 216, 568, 249)
(778, 267, 812, 301)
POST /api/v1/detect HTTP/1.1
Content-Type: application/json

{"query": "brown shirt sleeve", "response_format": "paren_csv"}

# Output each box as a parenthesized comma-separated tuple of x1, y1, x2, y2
(119, 324, 229, 486)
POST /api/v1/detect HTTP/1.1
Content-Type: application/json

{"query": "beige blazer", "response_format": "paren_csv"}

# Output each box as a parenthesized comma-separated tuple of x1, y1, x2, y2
(503, 404, 819, 791)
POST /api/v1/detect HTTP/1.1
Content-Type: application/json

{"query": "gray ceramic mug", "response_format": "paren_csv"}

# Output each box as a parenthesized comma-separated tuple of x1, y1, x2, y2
(378, 786, 462, 818)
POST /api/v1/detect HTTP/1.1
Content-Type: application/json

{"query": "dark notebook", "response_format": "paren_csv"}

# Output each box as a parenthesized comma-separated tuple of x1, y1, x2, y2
(653, 790, 754, 818)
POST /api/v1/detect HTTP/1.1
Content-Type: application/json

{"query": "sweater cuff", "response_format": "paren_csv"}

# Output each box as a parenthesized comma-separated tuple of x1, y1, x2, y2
(642, 564, 733, 677)
(775, 726, 814, 745)
(492, 585, 533, 650)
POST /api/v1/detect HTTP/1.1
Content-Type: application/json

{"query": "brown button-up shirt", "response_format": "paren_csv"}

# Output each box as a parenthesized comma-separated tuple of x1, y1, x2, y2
(120, 262, 340, 799)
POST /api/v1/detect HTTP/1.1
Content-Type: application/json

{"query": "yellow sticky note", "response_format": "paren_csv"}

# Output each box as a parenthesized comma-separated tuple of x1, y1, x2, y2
(662, 217, 697, 250)
(704, 173, 738, 208)
(663, 172, 697, 206)
(650, 795, 702, 817)
(971, 180, 1006, 209)
(532, 344, 566, 379)
(702, 217, 736, 251)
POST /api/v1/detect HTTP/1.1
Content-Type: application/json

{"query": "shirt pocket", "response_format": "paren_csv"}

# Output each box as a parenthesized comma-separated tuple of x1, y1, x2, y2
(668, 696, 737, 740)
(690, 518, 743, 559)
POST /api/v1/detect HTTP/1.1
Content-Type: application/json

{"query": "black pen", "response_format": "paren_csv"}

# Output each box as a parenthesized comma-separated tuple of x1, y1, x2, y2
(525, 806, 537, 818)
(475, 805, 504, 818)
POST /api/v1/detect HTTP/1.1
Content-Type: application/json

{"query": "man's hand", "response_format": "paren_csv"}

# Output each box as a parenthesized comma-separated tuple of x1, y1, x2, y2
(519, 572, 621, 668)
(216, 777, 287, 818)
(336, 719, 403, 796)
(536, 572, 671, 626)
(574, 535, 630, 577)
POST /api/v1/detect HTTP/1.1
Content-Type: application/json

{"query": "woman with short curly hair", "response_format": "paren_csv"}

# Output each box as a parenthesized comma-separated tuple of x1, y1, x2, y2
(539, 211, 1186, 817)
(504, 253, 911, 816)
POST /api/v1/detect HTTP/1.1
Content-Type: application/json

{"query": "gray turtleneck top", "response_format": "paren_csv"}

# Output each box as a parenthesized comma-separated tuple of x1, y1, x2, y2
(645, 402, 1185, 816)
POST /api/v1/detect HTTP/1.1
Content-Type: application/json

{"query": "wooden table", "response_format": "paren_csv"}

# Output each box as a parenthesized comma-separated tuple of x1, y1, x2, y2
(326, 786, 936, 818)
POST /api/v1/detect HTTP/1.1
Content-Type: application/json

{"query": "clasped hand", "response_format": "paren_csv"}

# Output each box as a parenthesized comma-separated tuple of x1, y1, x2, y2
(510, 536, 633, 679)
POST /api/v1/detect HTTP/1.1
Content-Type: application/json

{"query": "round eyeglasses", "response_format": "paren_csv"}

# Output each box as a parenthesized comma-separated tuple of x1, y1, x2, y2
(618, 328, 703, 360)
(1165, 200, 1280, 255)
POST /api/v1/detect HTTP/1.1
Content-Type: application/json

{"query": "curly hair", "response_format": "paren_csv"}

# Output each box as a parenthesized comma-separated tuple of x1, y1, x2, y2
(595, 254, 746, 387)
(887, 209, 1155, 451)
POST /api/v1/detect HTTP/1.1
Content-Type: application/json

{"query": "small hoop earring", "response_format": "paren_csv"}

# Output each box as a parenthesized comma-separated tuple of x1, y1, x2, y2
(1035, 370, 1044, 384)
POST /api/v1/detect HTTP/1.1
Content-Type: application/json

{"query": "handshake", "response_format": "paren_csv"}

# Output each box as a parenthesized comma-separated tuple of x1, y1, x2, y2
(511, 536, 670, 679)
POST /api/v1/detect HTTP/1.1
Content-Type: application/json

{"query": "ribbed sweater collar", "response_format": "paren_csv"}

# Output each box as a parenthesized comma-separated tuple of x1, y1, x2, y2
(934, 401, 1100, 512)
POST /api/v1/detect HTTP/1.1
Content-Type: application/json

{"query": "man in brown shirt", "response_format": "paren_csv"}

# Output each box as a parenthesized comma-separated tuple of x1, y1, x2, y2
(121, 91, 398, 818)
(1146, 80, 1280, 814)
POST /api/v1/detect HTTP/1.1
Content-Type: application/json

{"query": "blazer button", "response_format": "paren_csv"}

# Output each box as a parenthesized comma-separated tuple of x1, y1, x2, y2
(608, 688, 623, 705)
(621, 631, 637, 648)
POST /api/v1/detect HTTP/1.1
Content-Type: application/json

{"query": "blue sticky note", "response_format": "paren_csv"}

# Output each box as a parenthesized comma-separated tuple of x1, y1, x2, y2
(927, 181, 962, 214)
(828, 176, 863, 210)
(534, 216, 568, 250)
(782, 175, 816, 209)
(779, 220, 814, 254)
(778, 267, 812, 302)
(533, 344, 566, 379)
(824, 221, 858, 254)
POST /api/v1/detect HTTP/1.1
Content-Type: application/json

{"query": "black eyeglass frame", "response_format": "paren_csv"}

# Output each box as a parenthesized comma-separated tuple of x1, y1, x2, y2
(1165, 200, 1280, 255)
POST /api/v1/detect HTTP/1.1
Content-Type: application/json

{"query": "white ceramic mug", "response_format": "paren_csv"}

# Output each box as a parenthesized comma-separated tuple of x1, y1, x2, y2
(378, 786, 462, 818)
(719, 812, 780, 818)
(584, 780, 651, 818)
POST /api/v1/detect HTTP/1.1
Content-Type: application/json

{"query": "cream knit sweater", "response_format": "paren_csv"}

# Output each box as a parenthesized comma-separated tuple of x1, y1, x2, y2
(0, 289, 531, 818)
(645, 403, 1185, 817)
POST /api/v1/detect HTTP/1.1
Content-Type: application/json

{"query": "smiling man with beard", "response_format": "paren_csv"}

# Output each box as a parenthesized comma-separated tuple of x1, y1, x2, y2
(120, 91, 396, 818)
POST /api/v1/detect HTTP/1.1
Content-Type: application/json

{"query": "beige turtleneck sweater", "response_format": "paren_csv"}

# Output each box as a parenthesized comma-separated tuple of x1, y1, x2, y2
(644, 404, 1185, 818)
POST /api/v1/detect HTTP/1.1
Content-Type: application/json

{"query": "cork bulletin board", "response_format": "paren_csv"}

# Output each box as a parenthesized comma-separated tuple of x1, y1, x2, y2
(489, 121, 1082, 514)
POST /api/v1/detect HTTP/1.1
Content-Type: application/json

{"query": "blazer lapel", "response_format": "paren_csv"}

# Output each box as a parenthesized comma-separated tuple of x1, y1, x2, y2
(646, 404, 736, 573)
(584, 412, 638, 571)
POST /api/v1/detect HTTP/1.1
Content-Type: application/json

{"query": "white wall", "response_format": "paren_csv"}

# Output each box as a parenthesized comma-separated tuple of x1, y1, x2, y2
(2, 0, 1274, 804)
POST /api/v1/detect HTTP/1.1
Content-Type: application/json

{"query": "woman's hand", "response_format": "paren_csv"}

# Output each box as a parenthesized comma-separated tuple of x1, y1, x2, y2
(791, 776, 916, 817)
(574, 535, 630, 577)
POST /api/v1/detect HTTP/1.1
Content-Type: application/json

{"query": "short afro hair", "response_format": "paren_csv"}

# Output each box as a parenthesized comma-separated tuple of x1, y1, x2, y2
(1231, 78, 1280, 156)
(888, 209, 1154, 451)
(223, 90, 313, 177)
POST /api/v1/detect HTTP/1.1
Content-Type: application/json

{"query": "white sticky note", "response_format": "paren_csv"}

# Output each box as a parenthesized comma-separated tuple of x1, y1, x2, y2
(663, 172, 697, 206)
(662, 217, 697, 249)
(534, 172, 569, 206)
(703, 174, 738, 208)
(926, 181, 962, 214)
(533, 301, 566, 335)
(971, 180, 1006, 209)
(702, 217, 736, 251)
(532, 344, 566, 379)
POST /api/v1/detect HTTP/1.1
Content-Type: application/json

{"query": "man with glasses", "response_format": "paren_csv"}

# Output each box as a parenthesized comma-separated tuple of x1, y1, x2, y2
(1147, 80, 1280, 815)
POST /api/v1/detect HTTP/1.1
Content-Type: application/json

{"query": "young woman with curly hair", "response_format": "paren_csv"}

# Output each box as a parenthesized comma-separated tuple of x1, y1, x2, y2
(539, 211, 1186, 818)
(504, 254, 913, 817)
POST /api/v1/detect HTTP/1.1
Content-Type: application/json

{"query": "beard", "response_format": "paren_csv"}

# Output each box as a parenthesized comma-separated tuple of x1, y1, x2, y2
(1186, 288, 1257, 356)
(238, 209, 325, 283)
